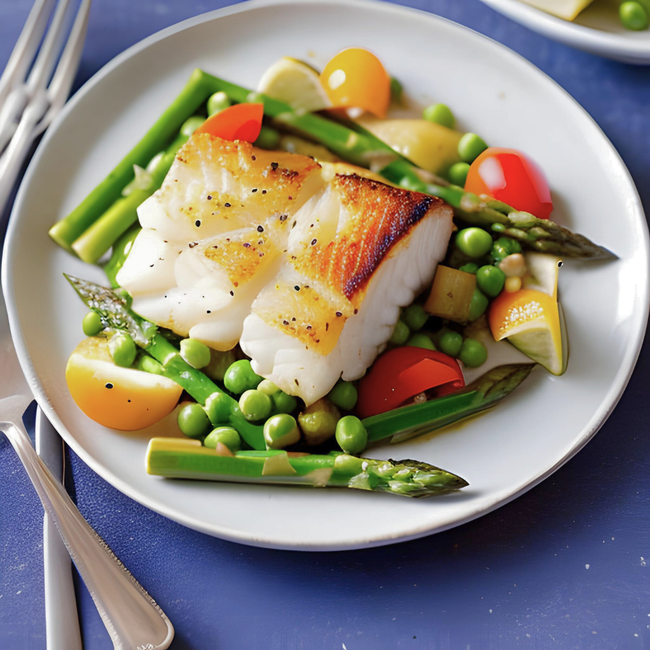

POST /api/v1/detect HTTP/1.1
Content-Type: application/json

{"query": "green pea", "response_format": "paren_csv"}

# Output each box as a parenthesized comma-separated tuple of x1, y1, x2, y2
(205, 392, 232, 425)
(82, 311, 102, 336)
(180, 338, 211, 369)
(255, 125, 281, 150)
(204, 426, 241, 453)
(239, 389, 272, 422)
(458, 133, 488, 163)
(423, 103, 455, 129)
(438, 330, 463, 357)
(619, 1, 648, 29)
(468, 288, 489, 322)
(335, 416, 368, 455)
(491, 236, 521, 263)
(328, 381, 358, 411)
(272, 390, 298, 414)
(207, 91, 231, 116)
(258, 379, 280, 395)
(298, 398, 340, 446)
(459, 263, 479, 274)
(455, 227, 493, 258)
(402, 304, 429, 331)
(389, 319, 410, 346)
(476, 265, 506, 298)
(108, 332, 136, 368)
(177, 402, 211, 439)
(180, 116, 205, 137)
(390, 76, 403, 102)
(459, 338, 488, 368)
(223, 359, 262, 395)
(448, 162, 470, 187)
(491, 223, 506, 233)
(263, 413, 301, 450)
(407, 333, 436, 350)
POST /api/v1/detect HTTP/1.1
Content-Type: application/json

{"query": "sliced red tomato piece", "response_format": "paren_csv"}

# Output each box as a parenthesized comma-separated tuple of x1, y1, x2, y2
(464, 147, 553, 220)
(195, 103, 264, 142)
(357, 347, 465, 419)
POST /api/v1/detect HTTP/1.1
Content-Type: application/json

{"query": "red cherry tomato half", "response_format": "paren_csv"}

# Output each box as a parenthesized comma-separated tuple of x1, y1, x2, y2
(357, 347, 465, 419)
(195, 103, 264, 142)
(464, 147, 553, 220)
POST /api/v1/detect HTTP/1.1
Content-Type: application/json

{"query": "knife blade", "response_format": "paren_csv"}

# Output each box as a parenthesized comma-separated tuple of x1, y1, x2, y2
(35, 408, 83, 650)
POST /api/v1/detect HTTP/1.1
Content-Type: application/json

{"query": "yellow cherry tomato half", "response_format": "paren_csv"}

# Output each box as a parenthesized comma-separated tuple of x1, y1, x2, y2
(320, 48, 391, 118)
(66, 336, 183, 431)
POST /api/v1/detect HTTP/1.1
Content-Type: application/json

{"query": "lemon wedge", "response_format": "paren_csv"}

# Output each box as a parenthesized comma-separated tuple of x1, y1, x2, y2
(518, 0, 594, 21)
(488, 289, 567, 375)
(258, 57, 332, 112)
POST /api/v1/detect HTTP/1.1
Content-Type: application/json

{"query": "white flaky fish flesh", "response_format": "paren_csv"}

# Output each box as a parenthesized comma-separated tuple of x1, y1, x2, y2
(117, 133, 453, 404)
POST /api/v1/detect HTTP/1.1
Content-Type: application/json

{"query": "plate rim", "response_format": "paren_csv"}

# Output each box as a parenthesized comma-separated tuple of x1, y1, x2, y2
(3, 0, 649, 551)
(479, 0, 650, 63)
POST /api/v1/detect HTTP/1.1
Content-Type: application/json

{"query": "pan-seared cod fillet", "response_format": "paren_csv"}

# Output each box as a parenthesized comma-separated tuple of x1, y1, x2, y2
(240, 173, 453, 404)
(117, 134, 322, 350)
(117, 134, 454, 403)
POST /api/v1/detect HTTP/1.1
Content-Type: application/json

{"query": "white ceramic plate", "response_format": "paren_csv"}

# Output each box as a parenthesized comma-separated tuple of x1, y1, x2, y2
(479, 0, 650, 64)
(3, 0, 648, 551)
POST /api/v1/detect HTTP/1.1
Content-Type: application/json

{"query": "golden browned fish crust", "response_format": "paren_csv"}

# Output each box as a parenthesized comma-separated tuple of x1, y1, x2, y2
(301, 173, 444, 302)
(255, 173, 448, 355)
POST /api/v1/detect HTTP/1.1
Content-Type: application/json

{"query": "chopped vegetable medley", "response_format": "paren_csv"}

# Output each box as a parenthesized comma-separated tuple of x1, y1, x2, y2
(53, 49, 615, 497)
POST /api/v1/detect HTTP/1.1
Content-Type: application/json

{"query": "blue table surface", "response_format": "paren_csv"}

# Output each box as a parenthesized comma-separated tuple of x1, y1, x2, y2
(1, 1, 649, 648)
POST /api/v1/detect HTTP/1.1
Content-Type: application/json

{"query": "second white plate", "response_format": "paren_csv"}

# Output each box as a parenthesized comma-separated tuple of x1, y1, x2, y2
(480, 0, 650, 64)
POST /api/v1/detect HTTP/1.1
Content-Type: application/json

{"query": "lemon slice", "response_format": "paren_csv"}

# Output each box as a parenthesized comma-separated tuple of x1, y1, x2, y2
(518, 0, 594, 21)
(258, 57, 332, 112)
(488, 289, 567, 375)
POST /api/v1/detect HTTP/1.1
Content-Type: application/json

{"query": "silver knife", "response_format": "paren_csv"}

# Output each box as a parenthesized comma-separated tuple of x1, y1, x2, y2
(35, 408, 83, 650)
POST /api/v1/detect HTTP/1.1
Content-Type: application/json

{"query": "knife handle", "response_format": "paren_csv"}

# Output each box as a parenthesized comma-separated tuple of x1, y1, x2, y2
(37, 409, 83, 650)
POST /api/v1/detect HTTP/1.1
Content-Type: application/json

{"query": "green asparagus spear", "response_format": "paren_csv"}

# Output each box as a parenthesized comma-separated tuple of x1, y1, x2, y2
(72, 132, 188, 264)
(64, 273, 266, 449)
(363, 363, 536, 444)
(48, 69, 218, 251)
(146, 438, 468, 497)
(380, 160, 616, 261)
(103, 224, 141, 288)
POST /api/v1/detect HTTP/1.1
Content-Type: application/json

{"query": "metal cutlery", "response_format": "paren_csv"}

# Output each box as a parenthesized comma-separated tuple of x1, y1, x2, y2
(1, 1, 175, 647)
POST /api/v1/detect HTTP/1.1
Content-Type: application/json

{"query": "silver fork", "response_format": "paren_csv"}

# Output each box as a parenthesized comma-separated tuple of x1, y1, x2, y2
(0, 0, 89, 211)
(1, 1, 174, 648)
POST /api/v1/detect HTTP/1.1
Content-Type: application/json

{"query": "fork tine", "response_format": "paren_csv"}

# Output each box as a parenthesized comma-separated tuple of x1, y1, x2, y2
(0, 0, 57, 111)
(39, 0, 91, 132)
(0, 0, 91, 213)
(27, 0, 75, 95)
